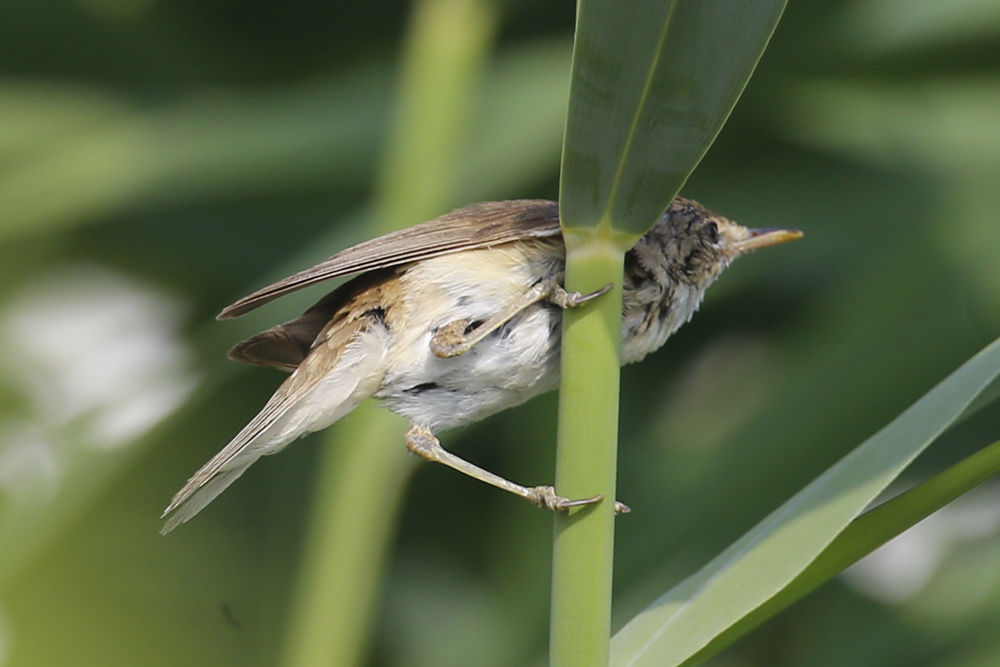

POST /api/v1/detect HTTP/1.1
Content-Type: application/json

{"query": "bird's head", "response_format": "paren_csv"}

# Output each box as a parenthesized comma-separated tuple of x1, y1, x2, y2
(638, 197, 802, 287)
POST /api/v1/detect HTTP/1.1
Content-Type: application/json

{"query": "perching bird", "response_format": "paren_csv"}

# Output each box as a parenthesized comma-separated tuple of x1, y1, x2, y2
(162, 197, 800, 532)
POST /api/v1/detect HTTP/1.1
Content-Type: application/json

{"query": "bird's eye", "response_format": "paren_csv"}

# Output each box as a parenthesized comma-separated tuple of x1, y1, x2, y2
(704, 221, 719, 243)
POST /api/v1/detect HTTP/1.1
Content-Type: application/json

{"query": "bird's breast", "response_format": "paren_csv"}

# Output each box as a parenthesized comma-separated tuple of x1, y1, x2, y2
(621, 280, 708, 364)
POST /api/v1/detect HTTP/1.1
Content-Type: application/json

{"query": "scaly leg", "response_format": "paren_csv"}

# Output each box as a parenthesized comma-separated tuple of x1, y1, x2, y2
(430, 277, 612, 359)
(405, 424, 630, 513)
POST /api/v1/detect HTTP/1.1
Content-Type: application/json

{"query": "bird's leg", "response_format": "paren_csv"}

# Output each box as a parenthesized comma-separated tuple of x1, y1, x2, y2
(430, 278, 553, 358)
(430, 277, 612, 359)
(404, 425, 630, 513)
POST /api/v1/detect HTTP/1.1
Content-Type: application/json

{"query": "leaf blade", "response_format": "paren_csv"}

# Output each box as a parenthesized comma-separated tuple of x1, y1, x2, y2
(676, 434, 1000, 667)
(560, 0, 788, 235)
(611, 335, 1000, 667)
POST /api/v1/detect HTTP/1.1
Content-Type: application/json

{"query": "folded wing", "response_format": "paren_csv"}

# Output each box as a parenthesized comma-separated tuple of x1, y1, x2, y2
(218, 200, 561, 319)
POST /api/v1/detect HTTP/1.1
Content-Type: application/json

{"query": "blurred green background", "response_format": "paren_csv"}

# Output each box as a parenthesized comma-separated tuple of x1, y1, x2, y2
(2, 0, 1000, 665)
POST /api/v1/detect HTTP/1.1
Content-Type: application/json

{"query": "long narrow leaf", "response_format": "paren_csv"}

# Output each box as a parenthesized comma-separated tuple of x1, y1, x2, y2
(678, 435, 1000, 667)
(560, 0, 787, 235)
(611, 335, 1000, 667)
(554, 2, 788, 665)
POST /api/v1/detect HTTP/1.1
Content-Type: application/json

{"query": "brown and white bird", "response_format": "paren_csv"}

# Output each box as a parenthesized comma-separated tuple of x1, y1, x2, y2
(161, 197, 800, 532)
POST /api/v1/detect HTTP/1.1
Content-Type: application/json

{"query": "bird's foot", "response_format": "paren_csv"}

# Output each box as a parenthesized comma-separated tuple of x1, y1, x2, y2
(526, 485, 631, 514)
(429, 319, 473, 358)
(549, 283, 613, 309)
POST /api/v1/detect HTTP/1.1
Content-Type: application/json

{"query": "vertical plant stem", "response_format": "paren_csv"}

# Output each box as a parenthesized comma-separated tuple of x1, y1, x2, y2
(280, 1, 498, 666)
(281, 404, 412, 667)
(377, 0, 497, 223)
(550, 228, 626, 667)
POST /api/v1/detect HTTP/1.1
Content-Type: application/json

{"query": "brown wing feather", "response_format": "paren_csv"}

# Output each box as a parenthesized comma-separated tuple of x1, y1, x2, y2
(218, 199, 560, 319)
(227, 280, 357, 370)
(227, 270, 391, 371)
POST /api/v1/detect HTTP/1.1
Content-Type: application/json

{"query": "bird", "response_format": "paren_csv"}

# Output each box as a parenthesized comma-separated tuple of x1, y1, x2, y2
(161, 197, 801, 533)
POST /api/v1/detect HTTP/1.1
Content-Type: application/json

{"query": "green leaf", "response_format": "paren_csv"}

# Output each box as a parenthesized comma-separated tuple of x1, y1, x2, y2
(673, 435, 1000, 667)
(560, 0, 787, 236)
(610, 335, 1000, 667)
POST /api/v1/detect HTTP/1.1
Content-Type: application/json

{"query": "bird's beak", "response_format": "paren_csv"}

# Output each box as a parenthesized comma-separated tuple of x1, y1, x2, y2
(732, 227, 803, 254)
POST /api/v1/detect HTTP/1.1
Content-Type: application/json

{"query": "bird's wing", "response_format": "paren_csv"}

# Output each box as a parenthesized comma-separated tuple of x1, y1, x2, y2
(225, 277, 366, 371)
(218, 199, 561, 319)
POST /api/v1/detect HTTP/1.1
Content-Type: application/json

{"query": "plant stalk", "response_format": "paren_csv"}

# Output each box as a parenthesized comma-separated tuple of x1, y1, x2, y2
(550, 228, 626, 667)
(281, 405, 411, 667)
(280, 0, 498, 665)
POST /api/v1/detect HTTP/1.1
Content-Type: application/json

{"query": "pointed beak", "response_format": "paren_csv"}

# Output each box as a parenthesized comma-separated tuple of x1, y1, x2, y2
(732, 227, 803, 254)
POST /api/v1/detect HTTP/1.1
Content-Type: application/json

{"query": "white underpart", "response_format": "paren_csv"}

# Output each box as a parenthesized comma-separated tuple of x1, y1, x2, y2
(376, 244, 717, 430)
(376, 246, 563, 431)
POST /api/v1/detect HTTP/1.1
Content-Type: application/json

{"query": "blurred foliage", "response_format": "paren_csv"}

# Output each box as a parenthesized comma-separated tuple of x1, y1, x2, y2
(0, 0, 999, 666)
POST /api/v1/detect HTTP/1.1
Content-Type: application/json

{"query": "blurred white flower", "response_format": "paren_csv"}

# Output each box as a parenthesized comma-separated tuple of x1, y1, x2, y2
(0, 265, 199, 512)
(0, 422, 60, 508)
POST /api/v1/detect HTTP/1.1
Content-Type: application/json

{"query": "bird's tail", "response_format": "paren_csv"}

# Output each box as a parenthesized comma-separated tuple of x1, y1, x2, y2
(161, 464, 258, 534)
(160, 372, 315, 534)
(161, 317, 389, 533)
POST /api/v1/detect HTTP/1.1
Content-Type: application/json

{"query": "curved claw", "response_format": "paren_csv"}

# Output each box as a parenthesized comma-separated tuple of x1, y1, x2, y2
(577, 282, 613, 305)
(554, 494, 604, 509)
(550, 283, 614, 309)
(527, 485, 631, 514)
(529, 485, 599, 511)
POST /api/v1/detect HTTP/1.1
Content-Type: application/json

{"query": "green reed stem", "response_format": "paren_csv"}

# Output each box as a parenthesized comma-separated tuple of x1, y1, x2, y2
(550, 228, 627, 667)
(280, 1, 498, 665)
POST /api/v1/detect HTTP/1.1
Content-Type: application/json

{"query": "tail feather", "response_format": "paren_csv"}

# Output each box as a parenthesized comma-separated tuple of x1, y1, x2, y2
(160, 463, 257, 534)
(161, 314, 389, 533)
(162, 388, 298, 518)
(160, 388, 301, 533)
